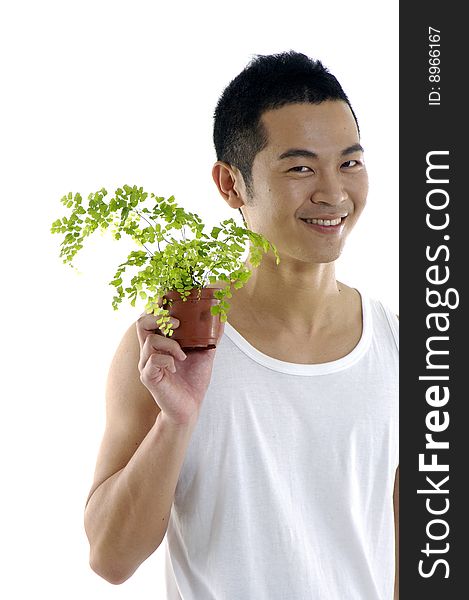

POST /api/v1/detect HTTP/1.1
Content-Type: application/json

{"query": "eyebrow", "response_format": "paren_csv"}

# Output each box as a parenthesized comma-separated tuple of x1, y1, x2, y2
(277, 143, 364, 161)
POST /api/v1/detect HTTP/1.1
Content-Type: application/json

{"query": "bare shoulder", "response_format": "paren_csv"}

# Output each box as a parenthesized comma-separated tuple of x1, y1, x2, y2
(340, 281, 399, 322)
(337, 282, 363, 322)
(104, 321, 159, 427)
(85, 321, 159, 506)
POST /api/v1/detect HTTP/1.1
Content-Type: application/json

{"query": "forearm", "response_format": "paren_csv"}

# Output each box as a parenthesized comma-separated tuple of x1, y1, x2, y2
(84, 411, 197, 584)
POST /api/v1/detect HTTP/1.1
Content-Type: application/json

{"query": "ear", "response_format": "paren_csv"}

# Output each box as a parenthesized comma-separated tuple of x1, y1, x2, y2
(211, 161, 246, 211)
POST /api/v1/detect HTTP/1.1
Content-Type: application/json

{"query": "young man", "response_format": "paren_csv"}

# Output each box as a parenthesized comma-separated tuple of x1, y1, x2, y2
(84, 51, 399, 599)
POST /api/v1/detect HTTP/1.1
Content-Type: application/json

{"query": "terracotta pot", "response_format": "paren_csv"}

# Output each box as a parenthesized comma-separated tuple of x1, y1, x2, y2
(162, 287, 223, 350)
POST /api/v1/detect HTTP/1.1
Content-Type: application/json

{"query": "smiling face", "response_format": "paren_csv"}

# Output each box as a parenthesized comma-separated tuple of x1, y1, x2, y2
(242, 100, 369, 265)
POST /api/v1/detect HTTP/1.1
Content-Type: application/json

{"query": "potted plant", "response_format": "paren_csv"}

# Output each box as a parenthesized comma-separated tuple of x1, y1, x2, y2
(50, 184, 280, 350)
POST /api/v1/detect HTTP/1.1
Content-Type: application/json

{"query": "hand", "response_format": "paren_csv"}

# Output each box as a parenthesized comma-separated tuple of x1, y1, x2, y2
(136, 305, 225, 425)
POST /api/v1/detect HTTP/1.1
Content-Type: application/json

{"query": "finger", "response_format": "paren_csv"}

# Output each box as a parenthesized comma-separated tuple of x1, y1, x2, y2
(136, 313, 180, 348)
(138, 296, 164, 318)
(138, 297, 164, 327)
(138, 312, 180, 333)
(140, 353, 176, 385)
(138, 332, 187, 372)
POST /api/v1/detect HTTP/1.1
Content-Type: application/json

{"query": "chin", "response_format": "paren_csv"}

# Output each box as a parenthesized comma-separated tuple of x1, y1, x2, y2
(311, 256, 340, 265)
(308, 248, 344, 264)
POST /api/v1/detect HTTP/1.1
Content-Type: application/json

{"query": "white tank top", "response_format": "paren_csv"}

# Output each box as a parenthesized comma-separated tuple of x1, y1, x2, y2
(164, 289, 399, 599)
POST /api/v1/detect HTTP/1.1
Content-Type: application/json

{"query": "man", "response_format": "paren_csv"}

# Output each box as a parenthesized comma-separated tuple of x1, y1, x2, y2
(84, 51, 399, 599)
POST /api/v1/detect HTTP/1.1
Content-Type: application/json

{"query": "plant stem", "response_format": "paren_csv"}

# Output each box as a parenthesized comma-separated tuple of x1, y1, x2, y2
(141, 243, 155, 257)
(134, 208, 172, 245)
(201, 257, 229, 287)
(134, 208, 157, 229)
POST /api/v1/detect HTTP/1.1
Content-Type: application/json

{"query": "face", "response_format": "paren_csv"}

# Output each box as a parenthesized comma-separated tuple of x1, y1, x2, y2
(242, 100, 368, 265)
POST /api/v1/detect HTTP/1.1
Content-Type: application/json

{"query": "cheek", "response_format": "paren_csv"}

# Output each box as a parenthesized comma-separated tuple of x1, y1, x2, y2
(351, 176, 368, 205)
(360, 172, 369, 194)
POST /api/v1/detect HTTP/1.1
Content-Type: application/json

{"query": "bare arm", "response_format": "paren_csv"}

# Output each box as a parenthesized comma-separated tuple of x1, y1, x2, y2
(394, 465, 399, 599)
(84, 322, 197, 585)
(84, 307, 224, 585)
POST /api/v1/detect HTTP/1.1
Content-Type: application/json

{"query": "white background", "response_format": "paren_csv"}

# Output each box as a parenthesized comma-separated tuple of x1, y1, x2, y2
(0, 1, 398, 597)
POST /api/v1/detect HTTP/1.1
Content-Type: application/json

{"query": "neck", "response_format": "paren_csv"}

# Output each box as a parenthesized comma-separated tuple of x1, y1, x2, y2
(229, 254, 345, 336)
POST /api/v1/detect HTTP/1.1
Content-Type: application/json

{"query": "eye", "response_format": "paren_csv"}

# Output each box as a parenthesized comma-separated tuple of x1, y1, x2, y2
(288, 166, 312, 173)
(342, 159, 362, 168)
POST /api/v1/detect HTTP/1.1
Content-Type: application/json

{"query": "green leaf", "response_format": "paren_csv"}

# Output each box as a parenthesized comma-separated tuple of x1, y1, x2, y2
(51, 183, 279, 324)
(211, 226, 222, 239)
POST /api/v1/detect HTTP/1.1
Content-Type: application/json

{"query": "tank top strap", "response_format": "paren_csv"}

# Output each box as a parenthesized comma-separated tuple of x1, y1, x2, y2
(376, 299, 399, 352)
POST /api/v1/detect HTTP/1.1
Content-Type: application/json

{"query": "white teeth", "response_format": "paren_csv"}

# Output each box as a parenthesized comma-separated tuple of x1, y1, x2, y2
(303, 217, 343, 226)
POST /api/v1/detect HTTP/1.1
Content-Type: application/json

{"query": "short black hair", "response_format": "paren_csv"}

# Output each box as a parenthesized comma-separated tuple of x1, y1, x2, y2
(212, 50, 360, 225)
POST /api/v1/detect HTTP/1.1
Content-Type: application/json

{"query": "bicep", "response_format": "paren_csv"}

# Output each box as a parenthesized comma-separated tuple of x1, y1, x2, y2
(85, 321, 160, 505)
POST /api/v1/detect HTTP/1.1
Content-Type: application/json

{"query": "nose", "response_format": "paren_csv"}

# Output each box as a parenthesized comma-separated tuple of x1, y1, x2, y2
(310, 170, 347, 207)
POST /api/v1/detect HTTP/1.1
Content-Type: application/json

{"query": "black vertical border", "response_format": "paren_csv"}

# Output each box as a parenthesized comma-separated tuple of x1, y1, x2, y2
(400, 3, 466, 597)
